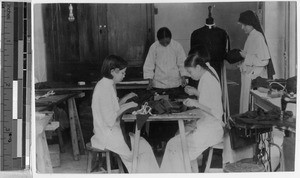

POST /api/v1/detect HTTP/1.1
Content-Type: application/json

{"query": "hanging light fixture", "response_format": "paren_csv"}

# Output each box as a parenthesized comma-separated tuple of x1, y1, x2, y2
(68, 4, 75, 22)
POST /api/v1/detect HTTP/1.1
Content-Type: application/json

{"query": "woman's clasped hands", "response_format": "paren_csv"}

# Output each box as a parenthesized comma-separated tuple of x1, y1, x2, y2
(184, 85, 199, 97)
(182, 98, 198, 108)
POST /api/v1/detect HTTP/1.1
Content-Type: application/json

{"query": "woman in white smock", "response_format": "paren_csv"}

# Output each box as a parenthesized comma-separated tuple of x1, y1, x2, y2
(237, 10, 275, 113)
(91, 55, 159, 173)
(160, 47, 224, 172)
(143, 27, 188, 89)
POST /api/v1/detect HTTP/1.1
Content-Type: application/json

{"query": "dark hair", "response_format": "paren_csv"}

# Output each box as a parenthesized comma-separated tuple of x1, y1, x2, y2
(157, 27, 172, 40)
(100, 55, 128, 79)
(238, 10, 275, 78)
(238, 10, 266, 41)
(185, 46, 219, 82)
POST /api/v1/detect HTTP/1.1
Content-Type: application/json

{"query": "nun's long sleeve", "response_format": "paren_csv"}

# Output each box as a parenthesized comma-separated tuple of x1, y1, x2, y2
(243, 29, 270, 67)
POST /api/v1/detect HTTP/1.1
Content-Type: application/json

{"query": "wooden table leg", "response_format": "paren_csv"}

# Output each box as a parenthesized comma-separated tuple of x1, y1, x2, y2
(71, 98, 86, 154)
(131, 123, 141, 173)
(36, 112, 53, 173)
(178, 119, 192, 173)
(68, 98, 80, 161)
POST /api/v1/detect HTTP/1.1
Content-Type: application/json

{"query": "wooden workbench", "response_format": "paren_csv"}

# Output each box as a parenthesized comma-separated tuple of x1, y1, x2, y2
(122, 109, 203, 173)
(35, 80, 149, 92)
(36, 112, 54, 173)
(250, 89, 296, 171)
(35, 92, 85, 161)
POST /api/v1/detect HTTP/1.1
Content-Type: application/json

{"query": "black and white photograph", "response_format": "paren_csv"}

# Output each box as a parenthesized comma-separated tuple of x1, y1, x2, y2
(1, 0, 299, 177)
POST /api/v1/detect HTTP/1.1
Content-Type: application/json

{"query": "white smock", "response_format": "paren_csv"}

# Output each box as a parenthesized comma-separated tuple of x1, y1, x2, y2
(143, 39, 188, 89)
(90, 77, 159, 173)
(239, 29, 270, 113)
(160, 65, 224, 172)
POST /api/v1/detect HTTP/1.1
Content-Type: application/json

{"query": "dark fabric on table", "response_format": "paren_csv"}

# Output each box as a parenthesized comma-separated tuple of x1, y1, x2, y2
(229, 108, 281, 150)
(286, 76, 297, 94)
(251, 77, 286, 90)
(231, 108, 282, 127)
(151, 86, 191, 100)
(119, 91, 191, 150)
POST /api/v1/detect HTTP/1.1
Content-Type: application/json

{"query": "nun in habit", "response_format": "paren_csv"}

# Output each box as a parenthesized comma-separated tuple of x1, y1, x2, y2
(237, 10, 275, 113)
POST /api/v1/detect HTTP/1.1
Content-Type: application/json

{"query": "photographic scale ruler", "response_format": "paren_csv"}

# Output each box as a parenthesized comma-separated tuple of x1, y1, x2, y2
(1, 2, 31, 171)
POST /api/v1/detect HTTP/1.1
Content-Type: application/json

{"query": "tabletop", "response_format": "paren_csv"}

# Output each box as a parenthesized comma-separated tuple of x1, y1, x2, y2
(250, 90, 296, 133)
(122, 109, 204, 122)
(35, 80, 149, 92)
(35, 92, 81, 112)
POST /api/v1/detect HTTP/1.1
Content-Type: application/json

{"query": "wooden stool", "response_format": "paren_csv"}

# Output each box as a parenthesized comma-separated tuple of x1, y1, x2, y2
(191, 141, 224, 173)
(204, 142, 224, 173)
(224, 158, 265, 172)
(86, 142, 124, 173)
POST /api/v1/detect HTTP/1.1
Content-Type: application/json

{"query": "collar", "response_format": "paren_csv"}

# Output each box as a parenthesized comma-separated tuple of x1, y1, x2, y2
(248, 28, 257, 36)
(205, 23, 215, 29)
(102, 77, 115, 86)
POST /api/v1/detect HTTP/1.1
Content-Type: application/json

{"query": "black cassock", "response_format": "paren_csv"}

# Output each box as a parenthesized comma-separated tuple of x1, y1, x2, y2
(190, 25, 230, 79)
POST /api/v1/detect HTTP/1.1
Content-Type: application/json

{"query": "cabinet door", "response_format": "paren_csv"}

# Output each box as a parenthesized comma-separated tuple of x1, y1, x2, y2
(107, 4, 154, 67)
(77, 4, 108, 64)
(43, 4, 108, 82)
(42, 3, 153, 82)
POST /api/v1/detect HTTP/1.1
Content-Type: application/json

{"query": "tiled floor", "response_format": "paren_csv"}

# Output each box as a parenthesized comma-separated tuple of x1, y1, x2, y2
(52, 140, 165, 173)
(50, 98, 222, 174)
(51, 138, 222, 174)
(53, 141, 88, 173)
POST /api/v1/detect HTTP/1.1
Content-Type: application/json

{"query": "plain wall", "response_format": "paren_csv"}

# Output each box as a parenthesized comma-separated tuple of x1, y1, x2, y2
(34, 2, 295, 85)
(34, 4, 47, 83)
(265, 1, 286, 79)
(154, 2, 258, 115)
(154, 2, 257, 55)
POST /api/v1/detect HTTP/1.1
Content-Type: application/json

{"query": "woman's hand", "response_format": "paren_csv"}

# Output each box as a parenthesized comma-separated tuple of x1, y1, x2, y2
(119, 92, 137, 105)
(117, 101, 138, 119)
(123, 92, 137, 102)
(121, 101, 138, 111)
(181, 76, 187, 87)
(147, 79, 153, 90)
(184, 85, 199, 96)
(240, 50, 246, 58)
(183, 98, 198, 108)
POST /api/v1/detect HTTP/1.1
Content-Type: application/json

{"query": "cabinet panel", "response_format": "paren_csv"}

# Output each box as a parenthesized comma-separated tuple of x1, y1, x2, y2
(107, 4, 153, 67)
(42, 3, 154, 82)
(77, 4, 107, 64)
(55, 4, 80, 63)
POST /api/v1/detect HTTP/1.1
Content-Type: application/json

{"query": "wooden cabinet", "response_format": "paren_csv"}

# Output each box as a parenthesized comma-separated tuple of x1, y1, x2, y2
(42, 3, 154, 83)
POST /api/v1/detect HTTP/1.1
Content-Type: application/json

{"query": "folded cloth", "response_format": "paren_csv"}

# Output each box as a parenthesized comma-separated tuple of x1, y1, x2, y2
(225, 49, 244, 64)
(286, 76, 297, 93)
(232, 108, 282, 127)
(252, 77, 287, 90)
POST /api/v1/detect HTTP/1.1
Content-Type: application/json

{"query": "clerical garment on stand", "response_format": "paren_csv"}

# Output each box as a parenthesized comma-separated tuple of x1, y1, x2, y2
(190, 25, 230, 79)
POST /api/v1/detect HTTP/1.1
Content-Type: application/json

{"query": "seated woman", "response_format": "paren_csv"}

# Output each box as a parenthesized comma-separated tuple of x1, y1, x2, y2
(160, 46, 224, 172)
(90, 55, 159, 173)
